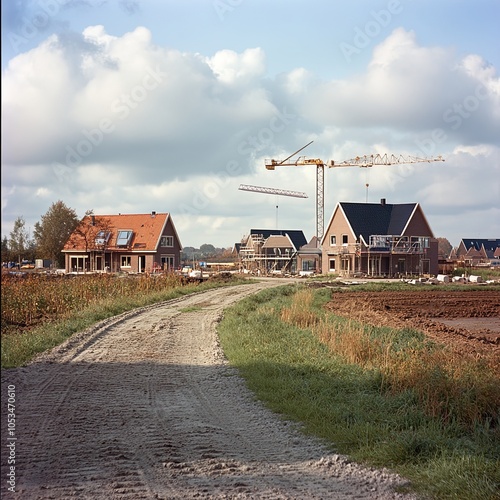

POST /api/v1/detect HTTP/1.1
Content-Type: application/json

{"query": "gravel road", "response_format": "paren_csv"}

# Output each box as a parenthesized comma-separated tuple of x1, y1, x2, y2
(1, 280, 417, 499)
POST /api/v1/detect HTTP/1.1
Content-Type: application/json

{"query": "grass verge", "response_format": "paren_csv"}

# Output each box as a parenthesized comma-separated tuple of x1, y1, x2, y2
(218, 284, 500, 500)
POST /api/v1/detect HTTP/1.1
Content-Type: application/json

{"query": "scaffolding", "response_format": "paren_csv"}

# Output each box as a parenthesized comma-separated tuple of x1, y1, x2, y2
(366, 235, 430, 277)
(239, 234, 297, 274)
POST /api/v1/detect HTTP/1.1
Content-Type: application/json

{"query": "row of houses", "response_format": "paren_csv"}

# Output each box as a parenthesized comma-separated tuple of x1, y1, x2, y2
(238, 199, 438, 276)
(61, 201, 499, 277)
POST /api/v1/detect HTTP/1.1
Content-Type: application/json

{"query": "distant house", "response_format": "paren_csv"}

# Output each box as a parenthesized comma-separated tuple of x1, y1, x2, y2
(238, 229, 307, 274)
(456, 238, 500, 266)
(296, 236, 322, 274)
(62, 212, 182, 273)
(321, 199, 438, 277)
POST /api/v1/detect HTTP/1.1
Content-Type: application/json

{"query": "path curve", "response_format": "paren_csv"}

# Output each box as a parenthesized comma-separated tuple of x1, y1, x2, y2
(1, 280, 416, 499)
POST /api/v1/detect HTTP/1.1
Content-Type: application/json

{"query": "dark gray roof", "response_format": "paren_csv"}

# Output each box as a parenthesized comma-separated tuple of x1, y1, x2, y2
(340, 202, 417, 243)
(250, 229, 307, 251)
(461, 238, 500, 256)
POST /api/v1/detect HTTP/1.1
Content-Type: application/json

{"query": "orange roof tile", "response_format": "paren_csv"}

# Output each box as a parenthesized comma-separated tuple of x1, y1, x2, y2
(63, 213, 170, 252)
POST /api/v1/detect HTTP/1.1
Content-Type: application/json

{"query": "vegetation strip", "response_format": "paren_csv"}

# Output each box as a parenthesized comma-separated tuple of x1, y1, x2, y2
(1, 273, 249, 368)
(218, 284, 500, 500)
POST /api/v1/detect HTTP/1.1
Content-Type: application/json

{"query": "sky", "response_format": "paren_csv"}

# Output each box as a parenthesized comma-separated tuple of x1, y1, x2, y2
(2, 0, 499, 249)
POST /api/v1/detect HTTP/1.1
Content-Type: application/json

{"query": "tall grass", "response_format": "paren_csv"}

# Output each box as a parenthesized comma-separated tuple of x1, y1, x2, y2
(1, 272, 248, 368)
(218, 285, 500, 500)
(281, 288, 499, 429)
(1, 273, 183, 329)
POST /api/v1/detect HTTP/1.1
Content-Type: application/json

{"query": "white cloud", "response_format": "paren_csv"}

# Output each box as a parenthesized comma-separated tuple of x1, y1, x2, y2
(296, 28, 500, 144)
(1, 26, 499, 247)
(206, 47, 266, 85)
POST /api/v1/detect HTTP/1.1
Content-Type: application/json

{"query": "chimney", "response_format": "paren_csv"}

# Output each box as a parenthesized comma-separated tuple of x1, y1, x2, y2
(91, 215, 95, 226)
(380, 198, 386, 206)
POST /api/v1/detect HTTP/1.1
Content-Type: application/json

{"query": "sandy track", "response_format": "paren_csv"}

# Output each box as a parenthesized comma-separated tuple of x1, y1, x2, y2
(1, 281, 415, 499)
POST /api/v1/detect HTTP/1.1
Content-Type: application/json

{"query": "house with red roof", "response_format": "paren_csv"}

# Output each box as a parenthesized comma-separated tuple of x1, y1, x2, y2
(62, 212, 182, 273)
(321, 199, 438, 277)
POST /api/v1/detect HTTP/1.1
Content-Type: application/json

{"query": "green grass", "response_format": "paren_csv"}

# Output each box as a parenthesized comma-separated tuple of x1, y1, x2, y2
(218, 284, 500, 500)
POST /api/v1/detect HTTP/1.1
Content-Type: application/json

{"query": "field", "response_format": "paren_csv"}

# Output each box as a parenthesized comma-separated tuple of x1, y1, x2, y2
(323, 288, 500, 371)
(2, 276, 499, 498)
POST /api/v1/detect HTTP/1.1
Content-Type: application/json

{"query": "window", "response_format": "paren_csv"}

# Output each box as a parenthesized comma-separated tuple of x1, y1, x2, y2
(70, 256, 87, 272)
(116, 230, 133, 246)
(329, 259, 336, 272)
(161, 255, 175, 270)
(330, 235, 336, 246)
(302, 260, 314, 271)
(160, 235, 174, 247)
(121, 256, 131, 267)
(342, 234, 348, 245)
(95, 231, 110, 246)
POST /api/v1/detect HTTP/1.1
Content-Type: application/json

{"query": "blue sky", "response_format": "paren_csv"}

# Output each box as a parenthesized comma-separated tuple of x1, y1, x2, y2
(2, 0, 499, 248)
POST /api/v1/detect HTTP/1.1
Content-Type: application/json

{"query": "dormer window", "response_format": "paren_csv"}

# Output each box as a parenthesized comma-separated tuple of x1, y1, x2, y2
(95, 231, 111, 246)
(116, 230, 133, 246)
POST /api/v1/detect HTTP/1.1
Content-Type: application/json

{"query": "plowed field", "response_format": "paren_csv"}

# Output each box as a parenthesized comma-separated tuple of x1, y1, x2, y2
(325, 289, 500, 369)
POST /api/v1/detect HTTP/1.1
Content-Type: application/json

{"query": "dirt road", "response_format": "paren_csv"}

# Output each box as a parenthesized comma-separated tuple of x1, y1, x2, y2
(1, 281, 415, 499)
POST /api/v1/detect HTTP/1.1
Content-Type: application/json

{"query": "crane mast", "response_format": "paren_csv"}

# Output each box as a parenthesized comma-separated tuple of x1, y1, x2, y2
(265, 143, 444, 240)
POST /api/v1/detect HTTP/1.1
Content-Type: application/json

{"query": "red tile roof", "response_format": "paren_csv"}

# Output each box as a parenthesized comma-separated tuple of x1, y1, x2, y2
(63, 213, 171, 252)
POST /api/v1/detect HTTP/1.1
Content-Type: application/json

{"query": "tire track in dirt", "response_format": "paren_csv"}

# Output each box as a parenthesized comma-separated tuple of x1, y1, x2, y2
(2, 281, 416, 499)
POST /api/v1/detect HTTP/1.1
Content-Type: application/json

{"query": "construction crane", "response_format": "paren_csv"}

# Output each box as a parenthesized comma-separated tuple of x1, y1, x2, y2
(238, 184, 308, 229)
(265, 142, 444, 239)
(238, 184, 308, 198)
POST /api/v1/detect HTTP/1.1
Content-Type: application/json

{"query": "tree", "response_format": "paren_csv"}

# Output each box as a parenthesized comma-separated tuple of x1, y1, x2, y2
(437, 237, 453, 259)
(9, 216, 30, 264)
(200, 243, 216, 256)
(33, 201, 79, 267)
(71, 211, 113, 271)
(1, 235, 12, 263)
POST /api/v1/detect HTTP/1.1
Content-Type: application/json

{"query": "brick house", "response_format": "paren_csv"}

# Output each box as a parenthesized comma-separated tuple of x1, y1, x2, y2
(62, 212, 182, 273)
(321, 199, 438, 277)
(296, 236, 322, 274)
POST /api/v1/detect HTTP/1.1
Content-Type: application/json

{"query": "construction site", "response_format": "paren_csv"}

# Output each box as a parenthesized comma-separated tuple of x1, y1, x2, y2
(235, 143, 452, 277)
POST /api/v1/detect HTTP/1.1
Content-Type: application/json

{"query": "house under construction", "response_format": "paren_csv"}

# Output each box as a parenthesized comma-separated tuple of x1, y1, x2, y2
(321, 200, 439, 277)
(238, 229, 307, 274)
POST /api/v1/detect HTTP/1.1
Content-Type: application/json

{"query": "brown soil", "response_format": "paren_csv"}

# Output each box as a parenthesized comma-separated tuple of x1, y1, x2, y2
(1, 280, 416, 499)
(324, 288, 500, 369)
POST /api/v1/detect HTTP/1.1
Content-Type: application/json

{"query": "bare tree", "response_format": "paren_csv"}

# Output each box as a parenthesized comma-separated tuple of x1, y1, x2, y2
(71, 211, 113, 271)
